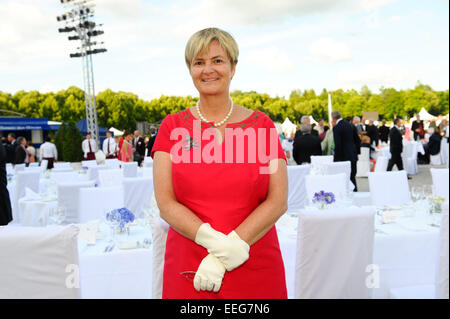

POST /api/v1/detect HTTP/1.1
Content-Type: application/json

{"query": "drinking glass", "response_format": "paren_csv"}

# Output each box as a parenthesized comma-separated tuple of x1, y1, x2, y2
(104, 209, 120, 243)
(49, 206, 66, 225)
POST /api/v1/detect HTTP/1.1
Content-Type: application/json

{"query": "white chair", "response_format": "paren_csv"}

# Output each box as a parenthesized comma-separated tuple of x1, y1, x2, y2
(294, 207, 375, 298)
(286, 165, 311, 214)
(78, 186, 124, 223)
(402, 142, 418, 175)
(0, 225, 80, 299)
(430, 154, 443, 166)
(310, 155, 334, 172)
(57, 181, 95, 224)
(322, 161, 354, 191)
(122, 161, 138, 178)
(304, 173, 347, 204)
(356, 148, 371, 177)
(440, 139, 448, 165)
(81, 160, 97, 168)
(86, 165, 107, 185)
(368, 171, 411, 207)
(28, 162, 40, 167)
(150, 216, 170, 299)
(50, 172, 79, 184)
(430, 168, 449, 201)
(143, 156, 154, 168)
(13, 170, 41, 223)
(142, 167, 153, 178)
(122, 177, 154, 216)
(374, 156, 388, 172)
(98, 168, 123, 187)
(105, 158, 120, 169)
(51, 167, 74, 173)
(389, 202, 449, 299)
(14, 163, 26, 173)
(40, 160, 48, 170)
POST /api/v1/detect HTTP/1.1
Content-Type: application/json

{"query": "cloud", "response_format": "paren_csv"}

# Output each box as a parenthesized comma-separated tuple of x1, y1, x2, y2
(337, 64, 409, 90)
(307, 38, 352, 63)
(243, 46, 294, 72)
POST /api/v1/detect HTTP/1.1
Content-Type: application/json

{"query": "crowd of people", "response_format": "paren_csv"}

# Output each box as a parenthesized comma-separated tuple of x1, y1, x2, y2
(280, 113, 449, 190)
(0, 127, 159, 168)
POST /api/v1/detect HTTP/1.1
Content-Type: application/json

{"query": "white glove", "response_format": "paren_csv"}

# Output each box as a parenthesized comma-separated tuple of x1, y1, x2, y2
(194, 254, 226, 293)
(194, 223, 250, 271)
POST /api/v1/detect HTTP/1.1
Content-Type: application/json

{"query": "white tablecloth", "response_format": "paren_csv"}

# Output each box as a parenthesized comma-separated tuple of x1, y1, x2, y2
(78, 223, 153, 299)
(275, 211, 440, 298)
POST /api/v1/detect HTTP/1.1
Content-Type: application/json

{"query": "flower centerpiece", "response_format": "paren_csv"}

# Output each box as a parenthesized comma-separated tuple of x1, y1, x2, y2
(312, 190, 336, 209)
(106, 207, 135, 235)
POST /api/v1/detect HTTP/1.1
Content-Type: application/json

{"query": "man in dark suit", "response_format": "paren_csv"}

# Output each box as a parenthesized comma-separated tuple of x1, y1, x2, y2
(133, 130, 146, 166)
(293, 115, 319, 140)
(378, 120, 390, 143)
(332, 111, 360, 191)
(6, 133, 17, 164)
(292, 124, 322, 165)
(0, 143, 13, 225)
(366, 120, 379, 147)
(411, 115, 425, 141)
(146, 127, 157, 157)
(387, 118, 404, 172)
(14, 136, 28, 165)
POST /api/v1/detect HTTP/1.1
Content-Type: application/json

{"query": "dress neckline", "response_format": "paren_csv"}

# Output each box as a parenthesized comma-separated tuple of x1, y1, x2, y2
(187, 108, 257, 127)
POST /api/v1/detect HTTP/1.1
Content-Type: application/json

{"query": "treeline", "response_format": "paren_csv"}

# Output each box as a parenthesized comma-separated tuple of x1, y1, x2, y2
(0, 82, 448, 131)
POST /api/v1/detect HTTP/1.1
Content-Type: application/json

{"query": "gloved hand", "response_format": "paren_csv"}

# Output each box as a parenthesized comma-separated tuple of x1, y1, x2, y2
(194, 223, 250, 271)
(194, 254, 226, 293)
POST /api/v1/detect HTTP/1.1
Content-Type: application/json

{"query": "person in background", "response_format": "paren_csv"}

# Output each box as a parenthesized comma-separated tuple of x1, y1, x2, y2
(281, 132, 296, 165)
(361, 135, 377, 172)
(366, 120, 379, 147)
(146, 127, 158, 158)
(27, 141, 36, 163)
(353, 116, 365, 135)
(293, 124, 322, 165)
(387, 118, 406, 173)
(120, 131, 133, 162)
(114, 136, 121, 158)
(378, 120, 390, 144)
(14, 136, 30, 166)
(321, 126, 334, 155)
(133, 130, 146, 166)
(428, 127, 442, 159)
(314, 119, 325, 136)
(411, 115, 425, 141)
(332, 111, 360, 191)
(319, 125, 328, 142)
(6, 133, 17, 164)
(82, 133, 97, 161)
(39, 137, 58, 169)
(103, 131, 117, 159)
(0, 143, 12, 225)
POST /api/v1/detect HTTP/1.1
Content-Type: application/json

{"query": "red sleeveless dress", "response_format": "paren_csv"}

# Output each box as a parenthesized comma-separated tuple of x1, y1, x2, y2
(151, 109, 287, 299)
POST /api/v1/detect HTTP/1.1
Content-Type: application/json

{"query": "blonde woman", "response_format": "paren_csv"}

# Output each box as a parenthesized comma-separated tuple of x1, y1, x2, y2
(151, 28, 288, 298)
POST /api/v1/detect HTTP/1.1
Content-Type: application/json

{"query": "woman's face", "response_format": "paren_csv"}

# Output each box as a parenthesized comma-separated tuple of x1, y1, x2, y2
(190, 40, 235, 97)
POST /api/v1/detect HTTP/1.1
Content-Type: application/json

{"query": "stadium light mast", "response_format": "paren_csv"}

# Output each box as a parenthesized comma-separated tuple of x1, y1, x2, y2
(56, 0, 107, 147)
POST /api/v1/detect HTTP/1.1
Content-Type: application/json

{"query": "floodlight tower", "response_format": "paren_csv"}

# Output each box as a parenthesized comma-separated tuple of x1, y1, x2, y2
(56, 0, 107, 147)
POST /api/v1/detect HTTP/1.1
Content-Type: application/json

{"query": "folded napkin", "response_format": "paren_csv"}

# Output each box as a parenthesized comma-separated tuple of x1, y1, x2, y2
(380, 209, 401, 224)
(78, 223, 99, 245)
(24, 187, 41, 200)
(117, 240, 139, 250)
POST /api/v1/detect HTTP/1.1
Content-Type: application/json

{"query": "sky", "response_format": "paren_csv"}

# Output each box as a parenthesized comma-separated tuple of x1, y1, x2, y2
(0, 0, 448, 101)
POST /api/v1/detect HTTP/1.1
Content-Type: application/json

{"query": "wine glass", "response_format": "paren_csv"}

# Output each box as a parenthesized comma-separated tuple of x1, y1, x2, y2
(49, 206, 66, 225)
(104, 209, 120, 243)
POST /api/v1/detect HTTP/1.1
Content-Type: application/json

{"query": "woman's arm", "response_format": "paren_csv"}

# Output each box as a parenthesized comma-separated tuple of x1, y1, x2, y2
(234, 159, 288, 246)
(153, 150, 203, 240)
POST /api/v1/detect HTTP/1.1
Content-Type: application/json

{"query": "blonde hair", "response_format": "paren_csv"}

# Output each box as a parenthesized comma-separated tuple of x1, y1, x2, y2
(362, 135, 371, 143)
(185, 27, 239, 70)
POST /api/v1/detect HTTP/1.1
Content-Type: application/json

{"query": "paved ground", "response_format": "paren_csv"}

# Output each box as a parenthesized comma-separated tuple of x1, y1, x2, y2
(356, 163, 448, 192)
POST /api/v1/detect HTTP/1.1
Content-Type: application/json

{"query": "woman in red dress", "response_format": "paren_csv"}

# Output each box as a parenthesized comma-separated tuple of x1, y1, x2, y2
(151, 28, 288, 299)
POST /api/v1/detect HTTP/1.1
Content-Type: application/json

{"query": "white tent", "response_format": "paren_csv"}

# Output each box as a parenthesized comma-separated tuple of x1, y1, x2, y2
(109, 127, 123, 137)
(281, 118, 297, 137)
(418, 107, 435, 121)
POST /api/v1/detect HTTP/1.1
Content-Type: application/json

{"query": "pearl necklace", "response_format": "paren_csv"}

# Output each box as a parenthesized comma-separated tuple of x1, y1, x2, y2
(195, 98, 234, 127)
